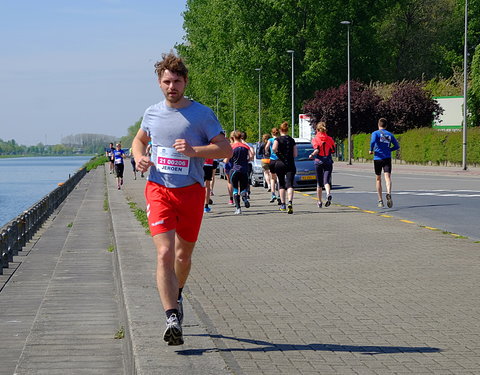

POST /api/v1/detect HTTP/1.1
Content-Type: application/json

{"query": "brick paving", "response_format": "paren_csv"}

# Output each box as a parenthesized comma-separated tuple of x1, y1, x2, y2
(121, 165, 480, 374)
(1, 162, 479, 374)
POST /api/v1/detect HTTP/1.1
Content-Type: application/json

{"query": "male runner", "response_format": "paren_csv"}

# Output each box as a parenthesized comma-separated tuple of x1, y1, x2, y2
(369, 118, 400, 208)
(132, 53, 232, 346)
(106, 142, 115, 174)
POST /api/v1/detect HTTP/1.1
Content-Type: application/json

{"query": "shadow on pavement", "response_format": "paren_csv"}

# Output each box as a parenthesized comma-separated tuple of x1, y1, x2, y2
(178, 334, 442, 356)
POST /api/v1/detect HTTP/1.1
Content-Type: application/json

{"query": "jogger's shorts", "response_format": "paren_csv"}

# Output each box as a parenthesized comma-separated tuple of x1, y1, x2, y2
(145, 181, 205, 242)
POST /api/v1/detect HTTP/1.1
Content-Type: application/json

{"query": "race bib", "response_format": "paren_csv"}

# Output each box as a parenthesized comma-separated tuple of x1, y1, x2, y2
(154, 146, 190, 175)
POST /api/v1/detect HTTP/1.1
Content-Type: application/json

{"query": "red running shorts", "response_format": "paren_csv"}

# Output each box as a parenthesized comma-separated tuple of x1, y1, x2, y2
(144, 181, 205, 242)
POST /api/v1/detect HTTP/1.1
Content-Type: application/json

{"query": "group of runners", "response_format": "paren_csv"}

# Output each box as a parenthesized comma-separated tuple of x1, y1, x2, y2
(105, 142, 127, 190)
(200, 120, 336, 215)
(126, 52, 399, 347)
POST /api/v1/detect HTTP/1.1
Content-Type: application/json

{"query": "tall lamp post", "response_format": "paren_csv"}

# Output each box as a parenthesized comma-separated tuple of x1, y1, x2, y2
(233, 85, 236, 131)
(287, 50, 295, 138)
(341, 20, 352, 165)
(255, 68, 262, 142)
(462, 0, 468, 170)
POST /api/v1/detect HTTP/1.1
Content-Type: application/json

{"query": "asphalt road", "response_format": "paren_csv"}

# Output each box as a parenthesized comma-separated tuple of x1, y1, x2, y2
(299, 166, 480, 241)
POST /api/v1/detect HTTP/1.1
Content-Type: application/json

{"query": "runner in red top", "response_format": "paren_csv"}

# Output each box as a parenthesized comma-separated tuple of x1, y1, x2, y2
(310, 122, 336, 208)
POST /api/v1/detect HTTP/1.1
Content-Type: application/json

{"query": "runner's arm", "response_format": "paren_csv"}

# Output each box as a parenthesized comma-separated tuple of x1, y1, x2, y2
(173, 133, 233, 159)
(390, 135, 400, 151)
(272, 139, 279, 153)
(132, 128, 154, 172)
(248, 146, 254, 161)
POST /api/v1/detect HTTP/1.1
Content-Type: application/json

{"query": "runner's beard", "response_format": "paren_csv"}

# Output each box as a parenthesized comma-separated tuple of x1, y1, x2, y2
(167, 91, 183, 104)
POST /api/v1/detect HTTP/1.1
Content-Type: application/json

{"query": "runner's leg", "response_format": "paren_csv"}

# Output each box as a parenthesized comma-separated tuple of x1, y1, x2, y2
(152, 230, 179, 311)
(384, 172, 392, 195)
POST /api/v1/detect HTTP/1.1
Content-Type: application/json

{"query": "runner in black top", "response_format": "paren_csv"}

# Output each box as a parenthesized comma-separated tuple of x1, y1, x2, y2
(228, 130, 253, 214)
(272, 122, 297, 214)
(106, 142, 115, 174)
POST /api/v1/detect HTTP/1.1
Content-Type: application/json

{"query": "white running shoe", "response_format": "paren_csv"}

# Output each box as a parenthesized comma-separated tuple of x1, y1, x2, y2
(325, 194, 332, 207)
(163, 314, 183, 346)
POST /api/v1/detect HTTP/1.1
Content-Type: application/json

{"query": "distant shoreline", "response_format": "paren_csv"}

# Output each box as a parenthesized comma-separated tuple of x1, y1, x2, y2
(0, 154, 95, 159)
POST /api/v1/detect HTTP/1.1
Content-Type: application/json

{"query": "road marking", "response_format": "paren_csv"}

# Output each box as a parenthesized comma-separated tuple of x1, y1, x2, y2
(335, 190, 480, 198)
(297, 189, 473, 241)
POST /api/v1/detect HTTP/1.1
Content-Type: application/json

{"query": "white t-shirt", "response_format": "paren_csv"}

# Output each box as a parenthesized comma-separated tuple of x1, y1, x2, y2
(141, 100, 223, 188)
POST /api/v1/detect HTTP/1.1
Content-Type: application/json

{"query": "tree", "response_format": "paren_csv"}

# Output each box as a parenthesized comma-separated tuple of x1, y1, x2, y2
(378, 82, 443, 133)
(303, 81, 442, 137)
(302, 81, 382, 139)
(468, 44, 480, 127)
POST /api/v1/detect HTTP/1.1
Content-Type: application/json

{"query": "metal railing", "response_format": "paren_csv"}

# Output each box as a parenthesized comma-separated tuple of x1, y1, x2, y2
(0, 167, 87, 274)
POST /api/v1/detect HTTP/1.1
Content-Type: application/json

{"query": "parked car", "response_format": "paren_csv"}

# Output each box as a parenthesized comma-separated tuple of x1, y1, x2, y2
(250, 139, 317, 188)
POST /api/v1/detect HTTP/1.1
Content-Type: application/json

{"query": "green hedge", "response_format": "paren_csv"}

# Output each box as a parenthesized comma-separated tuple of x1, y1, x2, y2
(348, 127, 480, 165)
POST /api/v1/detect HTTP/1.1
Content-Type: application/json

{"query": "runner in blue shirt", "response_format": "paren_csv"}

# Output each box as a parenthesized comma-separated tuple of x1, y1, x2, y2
(369, 118, 400, 208)
(113, 143, 126, 190)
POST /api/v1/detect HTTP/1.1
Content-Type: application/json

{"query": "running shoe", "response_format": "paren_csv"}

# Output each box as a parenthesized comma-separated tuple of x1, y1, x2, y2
(325, 194, 332, 207)
(269, 195, 276, 203)
(228, 199, 234, 205)
(177, 297, 184, 324)
(377, 200, 384, 208)
(317, 201, 323, 208)
(279, 204, 287, 212)
(204, 207, 211, 213)
(208, 199, 213, 205)
(241, 192, 250, 208)
(234, 208, 242, 215)
(386, 194, 393, 208)
(210, 191, 215, 196)
(163, 314, 183, 346)
(287, 204, 293, 214)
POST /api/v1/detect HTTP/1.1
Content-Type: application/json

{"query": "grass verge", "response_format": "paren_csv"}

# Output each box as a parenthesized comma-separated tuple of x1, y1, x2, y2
(127, 199, 150, 235)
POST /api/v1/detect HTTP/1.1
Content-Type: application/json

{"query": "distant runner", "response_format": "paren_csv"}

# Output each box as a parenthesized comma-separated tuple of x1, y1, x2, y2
(106, 142, 115, 174)
(272, 122, 297, 214)
(369, 118, 400, 208)
(310, 122, 336, 208)
(228, 130, 253, 215)
(113, 143, 126, 189)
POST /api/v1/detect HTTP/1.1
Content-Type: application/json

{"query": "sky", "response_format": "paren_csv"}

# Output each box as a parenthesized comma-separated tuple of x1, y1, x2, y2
(0, 0, 187, 146)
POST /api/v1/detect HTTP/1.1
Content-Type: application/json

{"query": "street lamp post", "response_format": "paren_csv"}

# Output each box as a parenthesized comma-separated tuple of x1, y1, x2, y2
(462, 0, 468, 170)
(233, 85, 236, 131)
(287, 50, 295, 138)
(255, 68, 262, 142)
(341, 20, 352, 165)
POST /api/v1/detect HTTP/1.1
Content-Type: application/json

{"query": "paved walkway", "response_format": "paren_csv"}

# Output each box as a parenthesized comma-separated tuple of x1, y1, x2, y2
(0, 168, 126, 375)
(1, 162, 479, 374)
(120, 163, 480, 374)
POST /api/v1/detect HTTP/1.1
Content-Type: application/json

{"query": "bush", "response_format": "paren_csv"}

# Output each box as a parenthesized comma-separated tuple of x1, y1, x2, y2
(84, 155, 108, 171)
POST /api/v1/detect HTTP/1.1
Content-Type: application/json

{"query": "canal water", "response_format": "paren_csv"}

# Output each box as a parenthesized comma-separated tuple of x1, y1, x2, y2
(0, 156, 92, 228)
